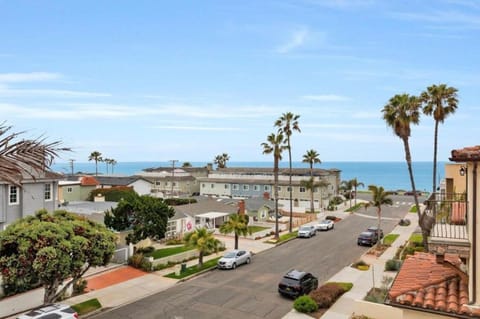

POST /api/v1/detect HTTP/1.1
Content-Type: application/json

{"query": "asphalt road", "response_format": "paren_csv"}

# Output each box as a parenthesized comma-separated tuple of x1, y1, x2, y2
(92, 199, 415, 319)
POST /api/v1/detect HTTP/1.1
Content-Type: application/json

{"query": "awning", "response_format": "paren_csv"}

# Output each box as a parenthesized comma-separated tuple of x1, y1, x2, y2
(196, 212, 231, 219)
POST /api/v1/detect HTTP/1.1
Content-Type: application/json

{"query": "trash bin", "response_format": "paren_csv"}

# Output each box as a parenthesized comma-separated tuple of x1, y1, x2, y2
(181, 263, 187, 273)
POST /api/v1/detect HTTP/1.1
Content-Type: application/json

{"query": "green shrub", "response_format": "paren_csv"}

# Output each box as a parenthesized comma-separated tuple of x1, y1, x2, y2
(128, 253, 145, 268)
(73, 278, 88, 295)
(166, 238, 184, 245)
(309, 283, 345, 308)
(293, 295, 318, 313)
(327, 282, 353, 292)
(140, 259, 153, 272)
(88, 186, 137, 202)
(164, 198, 197, 206)
(351, 259, 369, 268)
(385, 259, 402, 271)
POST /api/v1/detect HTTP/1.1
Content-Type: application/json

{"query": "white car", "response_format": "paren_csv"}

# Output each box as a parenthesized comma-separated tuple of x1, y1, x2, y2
(17, 304, 78, 319)
(217, 250, 252, 270)
(315, 219, 334, 231)
(297, 225, 316, 238)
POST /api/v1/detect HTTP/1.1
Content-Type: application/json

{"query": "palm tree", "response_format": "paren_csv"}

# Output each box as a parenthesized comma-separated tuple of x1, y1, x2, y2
(382, 93, 430, 250)
(219, 214, 252, 249)
(302, 149, 322, 214)
(0, 123, 69, 186)
(361, 185, 393, 248)
(183, 228, 221, 268)
(261, 132, 288, 240)
(88, 151, 103, 176)
(110, 159, 117, 174)
(275, 112, 301, 233)
(103, 157, 111, 174)
(351, 178, 364, 206)
(213, 153, 230, 169)
(300, 177, 328, 214)
(340, 179, 354, 208)
(420, 84, 458, 194)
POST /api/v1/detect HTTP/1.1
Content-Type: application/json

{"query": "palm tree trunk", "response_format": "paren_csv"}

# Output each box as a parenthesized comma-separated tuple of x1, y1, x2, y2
(432, 120, 439, 193)
(95, 160, 98, 176)
(234, 233, 239, 250)
(288, 141, 293, 233)
(274, 157, 280, 240)
(402, 137, 429, 251)
(199, 251, 204, 268)
(376, 207, 381, 248)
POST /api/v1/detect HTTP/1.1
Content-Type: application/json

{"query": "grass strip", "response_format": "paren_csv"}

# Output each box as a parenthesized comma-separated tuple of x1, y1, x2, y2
(248, 225, 270, 233)
(382, 234, 399, 246)
(164, 257, 221, 279)
(145, 245, 195, 259)
(71, 298, 102, 315)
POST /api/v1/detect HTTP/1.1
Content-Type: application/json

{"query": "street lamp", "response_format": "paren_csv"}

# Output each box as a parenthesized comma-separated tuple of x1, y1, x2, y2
(459, 166, 468, 202)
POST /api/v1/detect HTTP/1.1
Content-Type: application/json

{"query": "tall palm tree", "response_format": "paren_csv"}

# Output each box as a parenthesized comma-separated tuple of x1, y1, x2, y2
(219, 214, 252, 249)
(361, 185, 393, 248)
(261, 132, 288, 240)
(340, 179, 354, 208)
(382, 93, 429, 250)
(420, 84, 458, 194)
(183, 228, 221, 268)
(88, 151, 103, 176)
(275, 112, 301, 233)
(300, 177, 328, 214)
(0, 123, 69, 186)
(103, 157, 111, 174)
(213, 153, 230, 169)
(110, 159, 117, 174)
(302, 149, 321, 213)
(351, 178, 364, 206)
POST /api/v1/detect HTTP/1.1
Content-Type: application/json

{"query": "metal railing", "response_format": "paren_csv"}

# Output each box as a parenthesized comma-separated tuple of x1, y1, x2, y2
(424, 192, 468, 240)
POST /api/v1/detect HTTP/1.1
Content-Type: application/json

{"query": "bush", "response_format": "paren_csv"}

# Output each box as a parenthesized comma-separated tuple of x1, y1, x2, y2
(309, 283, 345, 308)
(385, 259, 402, 271)
(351, 259, 369, 268)
(128, 253, 144, 268)
(293, 295, 318, 313)
(88, 186, 137, 202)
(164, 198, 197, 206)
(73, 278, 88, 295)
(166, 238, 184, 245)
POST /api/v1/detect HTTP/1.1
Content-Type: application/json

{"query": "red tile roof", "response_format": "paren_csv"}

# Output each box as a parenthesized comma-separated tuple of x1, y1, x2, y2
(388, 252, 480, 317)
(450, 145, 480, 162)
(80, 175, 99, 186)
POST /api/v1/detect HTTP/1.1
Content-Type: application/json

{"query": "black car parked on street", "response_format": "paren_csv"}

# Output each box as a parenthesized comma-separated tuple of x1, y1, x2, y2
(278, 269, 318, 299)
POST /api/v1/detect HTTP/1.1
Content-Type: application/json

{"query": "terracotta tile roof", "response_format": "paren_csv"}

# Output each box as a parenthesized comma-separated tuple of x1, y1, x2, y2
(80, 175, 99, 186)
(450, 145, 480, 162)
(388, 252, 480, 317)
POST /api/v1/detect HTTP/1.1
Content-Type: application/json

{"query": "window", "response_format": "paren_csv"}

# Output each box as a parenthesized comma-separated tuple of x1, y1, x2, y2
(277, 186, 282, 191)
(243, 185, 249, 191)
(264, 185, 270, 191)
(9, 185, 18, 204)
(165, 182, 169, 186)
(67, 187, 73, 193)
(173, 182, 177, 187)
(224, 184, 229, 189)
(45, 183, 52, 200)
(210, 184, 214, 189)
(202, 183, 206, 188)
(233, 184, 239, 190)
(287, 186, 291, 192)
(300, 187, 306, 193)
(155, 181, 161, 186)
(254, 185, 260, 191)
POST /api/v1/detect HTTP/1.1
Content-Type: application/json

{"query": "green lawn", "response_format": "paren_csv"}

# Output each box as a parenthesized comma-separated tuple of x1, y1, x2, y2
(382, 234, 399, 246)
(72, 298, 102, 315)
(409, 233, 423, 244)
(145, 245, 195, 259)
(164, 257, 221, 279)
(248, 225, 270, 233)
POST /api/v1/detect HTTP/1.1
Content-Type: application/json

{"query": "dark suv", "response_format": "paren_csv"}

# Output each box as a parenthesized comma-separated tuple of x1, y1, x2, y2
(357, 231, 378, 246)
(367, 226, 384, 239)
(278, 269, 318, 298)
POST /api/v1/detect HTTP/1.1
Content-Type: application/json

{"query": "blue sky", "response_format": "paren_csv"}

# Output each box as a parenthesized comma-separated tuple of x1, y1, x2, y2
(1, 0, 479, 163)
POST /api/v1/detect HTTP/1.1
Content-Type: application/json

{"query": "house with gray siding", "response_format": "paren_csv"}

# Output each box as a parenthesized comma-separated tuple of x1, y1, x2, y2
(0, 169, 63, 230)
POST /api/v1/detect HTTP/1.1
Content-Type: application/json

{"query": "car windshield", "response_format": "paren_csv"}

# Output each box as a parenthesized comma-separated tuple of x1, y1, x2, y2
(360, 232, 373, 237)
(320, 220, 330, 224)
(299, 226, 311, 231)
(223, 252, 237, 258)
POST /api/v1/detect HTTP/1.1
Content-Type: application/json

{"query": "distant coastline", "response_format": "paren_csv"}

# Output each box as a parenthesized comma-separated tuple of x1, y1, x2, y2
(52, 161, 448, 193)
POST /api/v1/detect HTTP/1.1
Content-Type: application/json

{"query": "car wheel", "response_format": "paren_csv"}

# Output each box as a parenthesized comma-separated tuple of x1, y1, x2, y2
(232, 263, 236, 269)
(246, 257, 251, 264)
(331, 225, 334, 230)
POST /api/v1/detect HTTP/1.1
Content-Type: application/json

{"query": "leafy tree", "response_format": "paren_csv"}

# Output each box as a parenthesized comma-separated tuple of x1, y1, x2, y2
(213, 153, 230, 169)
(182, 161, 192, 168)
(183, 228, 221, 268)
(0, 210, 116, 303)
(104, 194, 175, 244)
(340, 179, 354, 208)
(382, 93, 430, 250)
(351, 178, 365, 206)
(219, 214, 251, 249)
(89, 186, 137, 202)
(88, 151, 103, 176)
(302, 149, 321, 213)
(261, 132, 288, 240)
(0, 123, 69, 186)
(275, 112, 301, 233)
(361, 185, 393, 247)
(420, 84, 458, 194)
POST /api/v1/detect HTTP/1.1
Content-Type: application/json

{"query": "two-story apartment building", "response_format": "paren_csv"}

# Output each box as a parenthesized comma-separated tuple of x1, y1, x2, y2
(0, 169, 63, 231)
(197, 167, 340, 210)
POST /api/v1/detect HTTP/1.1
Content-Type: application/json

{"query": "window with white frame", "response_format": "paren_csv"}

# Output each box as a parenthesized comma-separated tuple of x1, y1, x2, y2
(300, 187, 306, 193)
(277, 186, 282, 191)
(44, 183, 52, 200)
(155, 181, 161, 186)
(243, 185, 249, 191)
(210, 184, 214, 189)
(264, 185, 270, 191)
(254, 185, 260, 191)
(224, 184, 229, 189)
(287, 186, 291, 192)
(9, 185, 18, 204)
(67, 187, 73, 193)
(233, 184, 239, 190)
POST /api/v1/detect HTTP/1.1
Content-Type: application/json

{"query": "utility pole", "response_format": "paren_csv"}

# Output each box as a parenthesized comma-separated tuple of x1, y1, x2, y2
(169, 160, 178, 197)
(68, 159, 75, 176)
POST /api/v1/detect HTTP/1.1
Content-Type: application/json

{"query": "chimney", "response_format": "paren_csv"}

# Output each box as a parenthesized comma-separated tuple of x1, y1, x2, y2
(238, 200, 245, 215)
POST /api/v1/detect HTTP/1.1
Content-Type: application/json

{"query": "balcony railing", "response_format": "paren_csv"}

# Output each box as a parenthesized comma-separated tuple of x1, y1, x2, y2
(424, 192, 468, 240)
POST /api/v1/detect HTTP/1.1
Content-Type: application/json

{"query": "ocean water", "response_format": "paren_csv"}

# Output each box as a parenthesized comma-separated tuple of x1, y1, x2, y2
(52, 161, 447, 193)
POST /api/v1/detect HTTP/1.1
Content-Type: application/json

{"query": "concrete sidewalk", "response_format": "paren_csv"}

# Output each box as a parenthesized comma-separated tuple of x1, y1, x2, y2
(283, 211, 419, 319)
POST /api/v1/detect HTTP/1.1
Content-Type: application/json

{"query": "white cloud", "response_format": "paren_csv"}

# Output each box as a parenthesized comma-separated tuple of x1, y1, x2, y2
(151, 125, 241, 131)
(276, 27, 309, 53)
(302, 94, 350, 101)
(0, 72, 61, 83)
(0, 87, 111, 98)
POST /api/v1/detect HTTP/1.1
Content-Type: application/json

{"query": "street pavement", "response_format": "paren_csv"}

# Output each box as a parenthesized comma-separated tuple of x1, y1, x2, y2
(3, 202, 420, 319)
